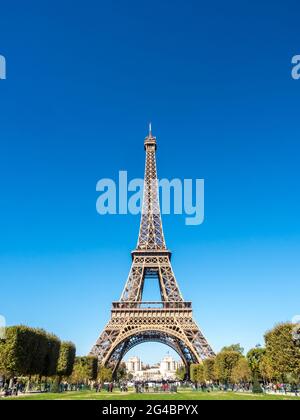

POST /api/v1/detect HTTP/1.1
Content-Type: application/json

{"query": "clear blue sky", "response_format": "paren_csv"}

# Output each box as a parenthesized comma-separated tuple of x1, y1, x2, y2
(0, 0, 299, 364)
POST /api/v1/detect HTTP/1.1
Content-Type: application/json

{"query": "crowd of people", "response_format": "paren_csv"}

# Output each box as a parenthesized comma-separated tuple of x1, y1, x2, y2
(0, 377, 299, 397)
(190, 381, 299, 396)
(0, 379, 26, 397)
(134, 381, 178, 393)
(262, 382, 298, 396)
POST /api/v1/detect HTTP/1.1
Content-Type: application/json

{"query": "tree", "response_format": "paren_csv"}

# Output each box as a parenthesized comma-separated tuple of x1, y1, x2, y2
(190, 364, 197, 383)
(259, 355, 274, 382)
(264, 323, 300, 382)
(252, 376, 263, 394)
(56, 341, 76, 380)
(97, 365, 113, 384)
(28, 329, 48, 376)
(214, 351, 242, 385)
(190, 364, 205, 384)
(116, 362, 127, 382)
(127, 372, 134, 381)
(221, 344, 244, 355)
(0, 326, 50, 378)
(0, 325, 64, 392)
(70, 356, 98, 384)
(203, 357, 216, 382)
(41, 333, 61, 377)
(231, 357, 251, 384)
(70, 359, 86, 384)
(0, 326, 29, 376)
(246, 347, 265, 379)
(246, 348, 266, 393)
(175, 366, 186, 381)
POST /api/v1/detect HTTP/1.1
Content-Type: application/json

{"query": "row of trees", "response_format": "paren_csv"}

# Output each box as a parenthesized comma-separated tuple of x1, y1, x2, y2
(188, 323, 300, 387)
(0, 326, 76, 383)
(0, 326, 127, 388)
(68, 360, 127, 385)
(69, 357, 125, 384)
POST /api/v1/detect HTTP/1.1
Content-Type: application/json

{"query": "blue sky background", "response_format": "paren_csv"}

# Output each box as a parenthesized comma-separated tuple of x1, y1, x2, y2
(0, 0, 299, 364)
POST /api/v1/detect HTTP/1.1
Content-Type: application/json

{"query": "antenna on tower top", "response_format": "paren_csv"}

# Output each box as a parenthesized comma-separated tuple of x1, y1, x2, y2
(149, 122, 152, 137)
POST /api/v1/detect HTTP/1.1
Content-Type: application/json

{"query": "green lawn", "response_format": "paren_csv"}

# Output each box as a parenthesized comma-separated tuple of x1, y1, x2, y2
(3, 390, 300, 400)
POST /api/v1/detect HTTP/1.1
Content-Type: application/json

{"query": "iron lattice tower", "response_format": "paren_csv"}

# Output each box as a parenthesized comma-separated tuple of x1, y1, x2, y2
(90, 127, 215, 375)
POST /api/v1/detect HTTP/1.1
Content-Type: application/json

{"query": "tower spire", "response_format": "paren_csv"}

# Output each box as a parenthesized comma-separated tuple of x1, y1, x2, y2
(139, 126, 165, 250)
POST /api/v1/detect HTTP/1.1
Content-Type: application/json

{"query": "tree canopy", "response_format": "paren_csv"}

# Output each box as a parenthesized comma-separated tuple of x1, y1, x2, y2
(57, 341, 76, 378)
(264, 323, 300, 382)
(0, 326, 64, 379)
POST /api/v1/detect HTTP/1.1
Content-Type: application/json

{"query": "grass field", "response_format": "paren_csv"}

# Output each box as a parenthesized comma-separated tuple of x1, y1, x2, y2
(3, 390, 300, 400)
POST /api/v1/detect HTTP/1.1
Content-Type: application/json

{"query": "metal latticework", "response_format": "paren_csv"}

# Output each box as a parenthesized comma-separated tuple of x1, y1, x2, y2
(90, 127, 214, 376)
(137, 132, 166, 251)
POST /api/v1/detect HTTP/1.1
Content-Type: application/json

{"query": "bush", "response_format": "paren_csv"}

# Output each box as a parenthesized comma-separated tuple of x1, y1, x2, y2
(252, 376, 263, 394)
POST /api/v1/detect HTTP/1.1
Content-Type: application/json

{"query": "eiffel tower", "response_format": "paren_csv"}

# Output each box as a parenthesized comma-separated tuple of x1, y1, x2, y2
(90, 126, 215, 376)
